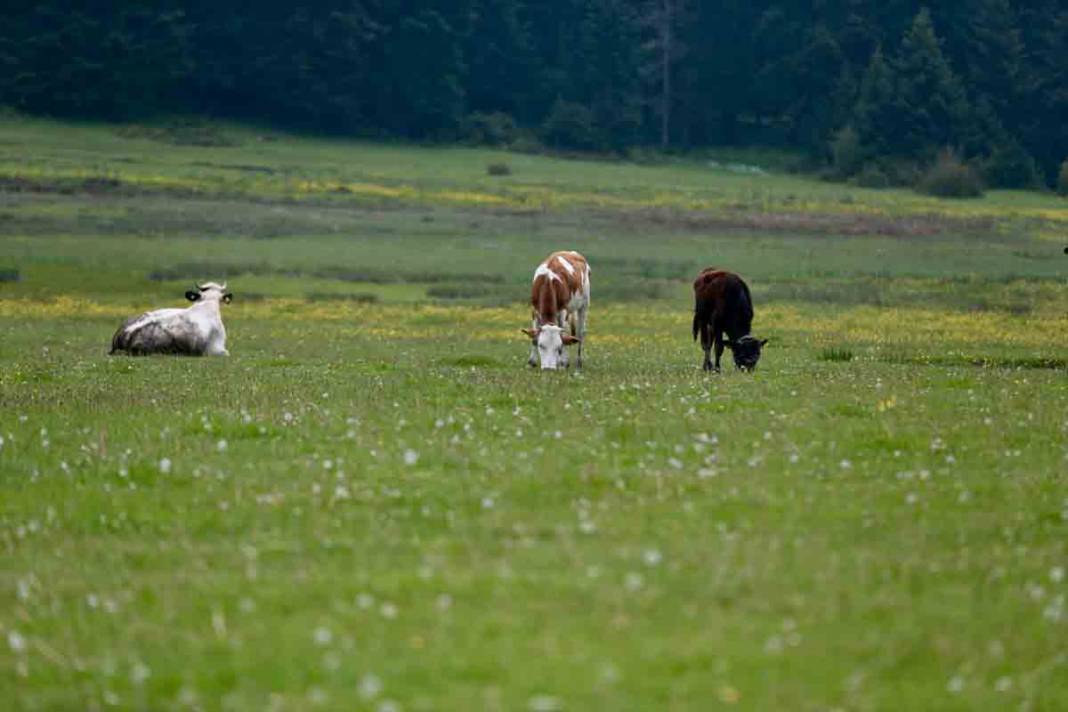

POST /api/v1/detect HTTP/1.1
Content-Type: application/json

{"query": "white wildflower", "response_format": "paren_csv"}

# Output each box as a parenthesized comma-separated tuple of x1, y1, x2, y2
(358, 673, 383, 700)
(7, 630, 26, 654)
(528, 695, 562, 712)
(130, 662, 151, 685)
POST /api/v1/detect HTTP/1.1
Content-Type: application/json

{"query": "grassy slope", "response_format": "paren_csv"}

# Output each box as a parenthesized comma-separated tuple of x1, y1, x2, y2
(1, 117, 1067, 710)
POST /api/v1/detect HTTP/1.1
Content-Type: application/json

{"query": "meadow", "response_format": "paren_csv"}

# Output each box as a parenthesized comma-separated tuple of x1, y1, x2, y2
(1, 117, 1066, 710)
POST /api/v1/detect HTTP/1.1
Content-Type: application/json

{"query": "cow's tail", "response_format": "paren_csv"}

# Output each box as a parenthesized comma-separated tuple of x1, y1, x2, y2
(110, 315, 141, 355)
(109, 325, 127, 355)
(692, 302, 712, 344)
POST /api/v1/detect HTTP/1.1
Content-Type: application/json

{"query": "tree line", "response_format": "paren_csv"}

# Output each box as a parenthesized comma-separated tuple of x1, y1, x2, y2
(1, 1, 1065, 189)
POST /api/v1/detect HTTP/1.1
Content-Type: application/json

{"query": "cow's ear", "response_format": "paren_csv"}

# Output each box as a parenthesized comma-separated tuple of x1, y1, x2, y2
(223, 293, 233, 304)
(723, 339, 734, 350)
(185, 290, 201, 302)
(760, 338, 769, 347)
(561, 334, 581, 345)
(521, 328, 538, 339)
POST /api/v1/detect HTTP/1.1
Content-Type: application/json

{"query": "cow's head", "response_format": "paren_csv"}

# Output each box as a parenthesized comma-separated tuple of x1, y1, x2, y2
(521, 324, 579, 370)
(726, 335, 768, 371)
(186, 282, 233, 304)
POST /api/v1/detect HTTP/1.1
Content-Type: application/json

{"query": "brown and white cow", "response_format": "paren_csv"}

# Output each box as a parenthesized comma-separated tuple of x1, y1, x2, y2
(521, 250, 590, 370)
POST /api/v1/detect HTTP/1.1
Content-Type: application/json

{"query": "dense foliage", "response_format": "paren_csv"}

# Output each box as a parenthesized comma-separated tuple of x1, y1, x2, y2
(1, 1, 1065, 186)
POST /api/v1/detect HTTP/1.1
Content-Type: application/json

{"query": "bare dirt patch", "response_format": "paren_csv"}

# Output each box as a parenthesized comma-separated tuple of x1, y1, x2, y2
(609, 206, 997, 237)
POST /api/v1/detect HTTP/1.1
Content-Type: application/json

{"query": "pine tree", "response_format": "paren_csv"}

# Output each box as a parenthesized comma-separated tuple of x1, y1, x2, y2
(1019, 4, 1068, 183)
(463, 0, 535, 121)
(851, 44, 896, 159)
(960, 0, 1024, 126)
(577, 0, 644, 149)
(380, 9, 465, 138)
(642, 0, 689, 148)
(891, 8, 976, 160)
(678, 1, 758, 146)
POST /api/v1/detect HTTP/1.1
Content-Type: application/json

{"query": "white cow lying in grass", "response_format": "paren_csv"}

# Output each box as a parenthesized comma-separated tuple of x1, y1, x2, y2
(110, 282, 233, 356)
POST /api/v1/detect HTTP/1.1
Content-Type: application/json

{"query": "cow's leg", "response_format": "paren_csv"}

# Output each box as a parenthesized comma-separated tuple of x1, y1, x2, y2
(527, 317, 538, 367)
(557, 310, 570, 368)
(575, 306, 587, 369)
(712, 328, 725, 373)
(205, 332, 229, 356)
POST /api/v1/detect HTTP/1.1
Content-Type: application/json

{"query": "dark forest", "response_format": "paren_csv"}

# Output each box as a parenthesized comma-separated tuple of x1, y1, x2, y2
(2, 1, 1065, 187)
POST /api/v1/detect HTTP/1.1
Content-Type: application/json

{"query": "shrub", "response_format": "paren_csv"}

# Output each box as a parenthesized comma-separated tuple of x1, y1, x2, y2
(916, 151, 984, 198)
(462, 112, 520, 146)
(541, 99, 600, 151)
(115, 119, 239, 147)
(983, 142, 1041, 189)
(426, 283, 497, 299)
(852, 163, 891, 189)
(1058, 158, 1068, 197)
(508, 134, 543, 154)
(819, 347, 855, 362)
(0, 267, 19, 282)
(486, 162, 511, 176)
(829, 126, 864, 178)
(305, 292, 378, 303)
(880, 158, 922, 187)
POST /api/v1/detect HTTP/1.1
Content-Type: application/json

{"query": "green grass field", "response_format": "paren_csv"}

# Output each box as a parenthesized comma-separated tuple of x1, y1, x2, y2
(2, 117, 1067, 710)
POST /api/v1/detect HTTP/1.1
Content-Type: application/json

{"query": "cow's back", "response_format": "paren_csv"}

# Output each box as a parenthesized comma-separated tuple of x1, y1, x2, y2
(110, 309, 204, 355)
(693, 268, 753, 333)
(532, 251, 589, 321)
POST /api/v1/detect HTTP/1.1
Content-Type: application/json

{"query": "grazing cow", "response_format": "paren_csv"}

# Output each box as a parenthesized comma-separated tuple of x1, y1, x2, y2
(521, 250, 590, 370)
(110, 282, 233, 356)
(692, 268, 767, 372)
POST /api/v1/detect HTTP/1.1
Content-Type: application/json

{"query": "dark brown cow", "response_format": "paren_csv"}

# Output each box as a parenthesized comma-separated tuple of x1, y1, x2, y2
(692, 268, 767, 372)
(521, 250, 590, 369)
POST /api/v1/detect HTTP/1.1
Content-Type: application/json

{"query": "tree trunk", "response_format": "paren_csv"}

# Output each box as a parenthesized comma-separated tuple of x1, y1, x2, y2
(660, 0, 672, 148)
